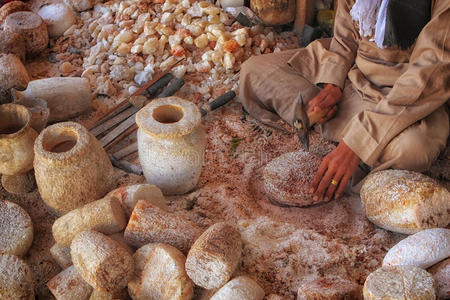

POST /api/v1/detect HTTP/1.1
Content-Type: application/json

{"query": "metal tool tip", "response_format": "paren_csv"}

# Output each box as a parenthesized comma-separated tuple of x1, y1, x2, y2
(298, 133, 310, 152)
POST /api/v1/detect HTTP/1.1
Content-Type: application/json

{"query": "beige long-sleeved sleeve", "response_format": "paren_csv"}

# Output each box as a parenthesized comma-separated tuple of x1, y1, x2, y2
(288, 0, 360, 89)
(342, 0, 450, 166)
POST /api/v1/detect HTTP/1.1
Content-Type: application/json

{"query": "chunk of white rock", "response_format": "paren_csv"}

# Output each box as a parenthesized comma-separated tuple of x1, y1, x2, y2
(4, 11, 48, 57)
(52, 196, 127, 247)
(210, 276, 265, 300)
(38, 3, 75, 37)
(71, 230, 134, 293)
(133, 244, 194, 300)
(127, 243, 161, 299)
(1, 172, 36, 195)
(64, 0, 93, 12)
(0, 53, 29, 103)
(428, 258, 450, 300)
(383, 228, 450, 269)
(89, 288, 129, 300)
(50, 243, 72, 269)
(361, 170, 450, 234)
(12, 77, 92, 123)
(47, 265, 93, 300)
(186, 222, 242, 289)
(0, 200, 33, 257)
(106, 184, 167, 217)
(134, 65, 154, 86)
(0, 254, 34, 299)
(124, 200, 202, 254)
(0, 31, 26, 63)
(363, 266, 435, 300)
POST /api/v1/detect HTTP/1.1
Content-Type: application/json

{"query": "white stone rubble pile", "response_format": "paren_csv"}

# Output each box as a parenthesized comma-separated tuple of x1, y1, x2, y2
(61, 0, 296, 99)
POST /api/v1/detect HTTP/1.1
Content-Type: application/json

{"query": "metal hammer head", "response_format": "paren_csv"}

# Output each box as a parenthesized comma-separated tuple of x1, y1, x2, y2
(294, 119, 310, 152)
(293, 93, 310, 151)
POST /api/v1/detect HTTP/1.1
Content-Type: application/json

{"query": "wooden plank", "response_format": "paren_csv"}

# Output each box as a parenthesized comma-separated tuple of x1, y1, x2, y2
(88, 58, 185, 130)
(90, 106, 138, 137)
(99, 115, 136, 148)
(294, 0, 315, 33)
(112, 142, 138, 160)
(87, 101, 132, 130)
(104, 124, 138, 151)
(88, 58, 186, 130)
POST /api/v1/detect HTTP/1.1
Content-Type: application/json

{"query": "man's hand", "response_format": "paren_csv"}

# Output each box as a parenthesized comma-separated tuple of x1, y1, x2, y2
(310, 141, 360, 202)
(308, 84, 342, 124)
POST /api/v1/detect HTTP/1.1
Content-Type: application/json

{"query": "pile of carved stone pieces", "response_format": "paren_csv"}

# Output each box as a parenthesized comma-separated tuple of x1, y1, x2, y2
(1, 167, 450, 299)
(0, 182, 263, 299)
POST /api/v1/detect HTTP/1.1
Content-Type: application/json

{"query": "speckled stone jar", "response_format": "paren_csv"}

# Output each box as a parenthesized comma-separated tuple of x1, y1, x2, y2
(0, 104, 38, 176)
(4, 11, 48, 57)
(0, 53, 30, 104)
(136, 97, 206, 195)
(34, 121, 116, 215)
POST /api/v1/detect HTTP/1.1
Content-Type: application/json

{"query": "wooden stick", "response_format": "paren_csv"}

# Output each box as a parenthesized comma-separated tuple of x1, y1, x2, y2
(109, 155, 142, 175)
(112, 142, 138, 160)
(104, 123, 138, 151)
(100, 114, 136, 148)
(90, 106, 138, 137)
(88, 101, 132, 131)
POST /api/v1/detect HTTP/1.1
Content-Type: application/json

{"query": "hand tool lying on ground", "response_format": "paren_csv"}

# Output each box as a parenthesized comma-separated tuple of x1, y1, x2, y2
(111, 90, 237, 161)
(293, 92, 329, 152)
(200, 90, 236, 117)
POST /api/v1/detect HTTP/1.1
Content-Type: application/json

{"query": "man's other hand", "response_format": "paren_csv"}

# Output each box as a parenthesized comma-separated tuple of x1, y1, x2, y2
(307, 83, 342, 124)
(310, 141, 360, 202)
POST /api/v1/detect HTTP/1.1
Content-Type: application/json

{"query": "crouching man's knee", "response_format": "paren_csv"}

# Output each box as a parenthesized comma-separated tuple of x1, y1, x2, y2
(381, 136, 441, 172)
(377, 108, 449, 172)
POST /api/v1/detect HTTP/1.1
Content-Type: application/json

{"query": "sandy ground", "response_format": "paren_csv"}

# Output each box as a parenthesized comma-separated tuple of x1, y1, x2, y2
(2, 0, 449, 299)
(3, 98, 448, 298)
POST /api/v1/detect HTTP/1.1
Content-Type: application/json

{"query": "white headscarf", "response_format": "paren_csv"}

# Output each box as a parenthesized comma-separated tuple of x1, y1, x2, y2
(350, 0, 389, 48)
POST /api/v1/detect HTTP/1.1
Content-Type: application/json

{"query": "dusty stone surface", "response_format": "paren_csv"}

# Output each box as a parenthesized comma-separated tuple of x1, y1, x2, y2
(263, 149, 328, 207)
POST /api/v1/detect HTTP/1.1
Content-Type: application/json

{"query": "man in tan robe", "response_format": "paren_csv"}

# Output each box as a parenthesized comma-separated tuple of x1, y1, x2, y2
(239, 0, 449, 202)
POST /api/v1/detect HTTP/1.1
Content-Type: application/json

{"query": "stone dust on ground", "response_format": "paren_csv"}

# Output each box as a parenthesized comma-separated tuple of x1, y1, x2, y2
(4, 100, 445, 298)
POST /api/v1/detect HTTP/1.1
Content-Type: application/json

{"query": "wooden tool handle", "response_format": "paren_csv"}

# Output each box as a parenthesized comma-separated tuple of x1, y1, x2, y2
(210, 90, 236, 111)
(146, 73, 174, 96)
(157, 78, 185, 98)
(109, 155, 142, 175)
(307, 108, 330, 126)
(201, 90, 236, 117)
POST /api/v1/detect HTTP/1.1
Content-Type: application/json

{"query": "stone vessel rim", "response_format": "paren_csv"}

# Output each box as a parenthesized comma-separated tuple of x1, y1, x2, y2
(0, 103, 32, 140)
(34, 121, 90, 161)
(136, 96, 202, 138)
(5, 11, 44, 31)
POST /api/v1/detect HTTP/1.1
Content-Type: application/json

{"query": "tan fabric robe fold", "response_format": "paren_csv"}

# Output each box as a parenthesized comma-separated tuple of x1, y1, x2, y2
(239, 0, 449, 171)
